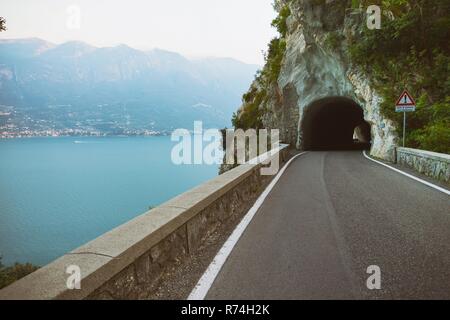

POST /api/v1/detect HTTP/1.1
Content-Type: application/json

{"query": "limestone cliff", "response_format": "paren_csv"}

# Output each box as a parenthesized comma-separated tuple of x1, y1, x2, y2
(234, 0, 399, 161)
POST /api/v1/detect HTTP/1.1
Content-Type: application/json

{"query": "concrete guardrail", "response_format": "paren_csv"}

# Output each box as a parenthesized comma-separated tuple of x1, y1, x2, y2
(396, 147, 450, 184)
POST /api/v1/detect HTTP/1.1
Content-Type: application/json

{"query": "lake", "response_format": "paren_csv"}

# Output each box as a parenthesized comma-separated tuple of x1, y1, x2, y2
(0, 136, 219, 266)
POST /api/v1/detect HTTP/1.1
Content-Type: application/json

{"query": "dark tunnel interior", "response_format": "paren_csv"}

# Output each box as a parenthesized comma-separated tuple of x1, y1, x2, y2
(302, 97, 372, 151)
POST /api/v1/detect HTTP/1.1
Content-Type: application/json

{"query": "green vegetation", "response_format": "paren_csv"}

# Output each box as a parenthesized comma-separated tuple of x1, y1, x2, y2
(232, 88, 266, 130)
(233, 0, 449, 153)
(349, 0, 450, 153)
(232, 2, 290, 130)
(325, 31, 344, 51)
(0, 256, 39, 289)
(0, 17, 6, 32)
(264, 38, 287, 84)
(271, 4, 291, 38)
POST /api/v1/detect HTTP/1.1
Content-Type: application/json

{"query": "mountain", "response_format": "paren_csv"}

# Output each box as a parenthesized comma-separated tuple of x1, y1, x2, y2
(0, 38, 259, 137)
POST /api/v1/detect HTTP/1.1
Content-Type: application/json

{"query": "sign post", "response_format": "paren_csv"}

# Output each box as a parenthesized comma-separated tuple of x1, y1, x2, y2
(395, 90, 416, 147)
(403, 111, 406, 147)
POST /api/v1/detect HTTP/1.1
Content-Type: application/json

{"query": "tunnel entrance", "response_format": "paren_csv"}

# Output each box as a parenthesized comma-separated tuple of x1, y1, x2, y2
(302, 97, 372, 151)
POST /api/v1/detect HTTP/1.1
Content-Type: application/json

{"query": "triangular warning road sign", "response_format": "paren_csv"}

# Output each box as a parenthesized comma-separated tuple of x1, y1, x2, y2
(396, 90, 416, 106)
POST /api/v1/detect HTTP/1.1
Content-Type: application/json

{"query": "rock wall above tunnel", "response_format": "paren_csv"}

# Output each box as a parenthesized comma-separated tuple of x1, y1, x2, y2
(245, 0, 399, 161)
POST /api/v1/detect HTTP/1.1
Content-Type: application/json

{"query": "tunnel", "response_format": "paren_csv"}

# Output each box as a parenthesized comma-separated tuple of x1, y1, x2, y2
(301, 97, 372, 151)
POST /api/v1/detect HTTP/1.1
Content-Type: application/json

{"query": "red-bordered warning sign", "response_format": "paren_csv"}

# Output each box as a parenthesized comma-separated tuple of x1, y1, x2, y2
(396, 90, 416, 112)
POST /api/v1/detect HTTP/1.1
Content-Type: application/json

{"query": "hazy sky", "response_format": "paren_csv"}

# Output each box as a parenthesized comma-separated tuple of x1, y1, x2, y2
(0, 0, 278, 64)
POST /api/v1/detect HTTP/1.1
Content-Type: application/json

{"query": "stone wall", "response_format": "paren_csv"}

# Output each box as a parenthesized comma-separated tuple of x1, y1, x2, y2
(0, 147, 289, 300)
(397, 147, 450, 184)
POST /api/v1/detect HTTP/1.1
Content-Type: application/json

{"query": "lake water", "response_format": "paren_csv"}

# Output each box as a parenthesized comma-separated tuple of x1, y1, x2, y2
(0, 136, 219, 266)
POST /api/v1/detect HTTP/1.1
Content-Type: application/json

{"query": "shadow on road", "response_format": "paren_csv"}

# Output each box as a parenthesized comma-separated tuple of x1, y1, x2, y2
(309, 142, 371, 151)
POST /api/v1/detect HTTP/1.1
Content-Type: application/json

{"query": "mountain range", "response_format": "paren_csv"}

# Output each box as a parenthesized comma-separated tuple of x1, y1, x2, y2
(0, 38, 259, 137)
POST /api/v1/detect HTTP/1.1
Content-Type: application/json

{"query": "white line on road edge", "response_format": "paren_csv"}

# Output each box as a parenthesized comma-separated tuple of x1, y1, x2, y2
(363, 151, 450, 196)
(187, 151, 308, 300)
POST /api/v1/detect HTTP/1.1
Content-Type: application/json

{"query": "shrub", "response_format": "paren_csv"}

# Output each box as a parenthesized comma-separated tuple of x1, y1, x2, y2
(0, 17, 6, 32)
(271, 5, 291, 38)
(233, 4, 290, 130)
(0, 256, 39, 289)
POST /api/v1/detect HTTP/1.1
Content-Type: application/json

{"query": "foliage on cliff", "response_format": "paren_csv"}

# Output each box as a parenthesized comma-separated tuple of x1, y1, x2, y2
(0, 256, 39, 289)
(232, 0, 449, 153)
(349, 0, 450, 153)
(232, 2, 290, 130)
(0, 17, 6, 32)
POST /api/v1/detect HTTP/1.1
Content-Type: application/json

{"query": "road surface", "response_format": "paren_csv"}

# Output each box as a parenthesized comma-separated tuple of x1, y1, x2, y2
(205, 151, 450, 299)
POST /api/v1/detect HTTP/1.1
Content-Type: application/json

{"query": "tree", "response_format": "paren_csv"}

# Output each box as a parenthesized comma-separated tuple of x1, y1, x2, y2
(349, 0, 450, 153)
(0, 256, 39, 289)
(0, 17, 6, 32)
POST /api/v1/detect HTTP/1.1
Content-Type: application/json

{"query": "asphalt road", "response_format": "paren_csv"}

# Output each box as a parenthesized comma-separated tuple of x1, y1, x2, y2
(206, 151, 450, 300)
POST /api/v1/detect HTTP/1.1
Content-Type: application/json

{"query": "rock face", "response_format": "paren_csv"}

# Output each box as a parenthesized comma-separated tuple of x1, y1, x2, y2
(243, 0, 399, 161)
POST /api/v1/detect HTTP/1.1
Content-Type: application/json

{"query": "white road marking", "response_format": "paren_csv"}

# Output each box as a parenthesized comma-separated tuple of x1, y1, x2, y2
(363, 151, 450, 196)
(187, 152, 308, 300)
